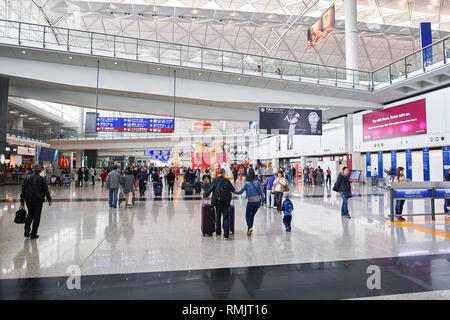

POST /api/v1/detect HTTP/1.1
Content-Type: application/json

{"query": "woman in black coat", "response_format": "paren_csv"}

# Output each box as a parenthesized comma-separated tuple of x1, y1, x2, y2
(334, 167, 351, 219)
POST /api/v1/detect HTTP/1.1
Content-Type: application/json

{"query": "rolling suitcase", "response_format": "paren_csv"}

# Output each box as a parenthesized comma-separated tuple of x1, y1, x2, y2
(229, 204, 235, 234)
(195, 181, 202, 194)
(185, 182, 194, 195)
(154, 183, 162, 196)
(201, 203, 215, 236)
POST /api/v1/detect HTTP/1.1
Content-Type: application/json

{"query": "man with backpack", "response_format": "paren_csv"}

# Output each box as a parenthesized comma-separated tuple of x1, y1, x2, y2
(204, 168, 235, 240)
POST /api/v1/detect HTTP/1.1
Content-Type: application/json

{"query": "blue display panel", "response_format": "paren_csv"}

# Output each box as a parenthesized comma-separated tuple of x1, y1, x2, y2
(393, 189, 433, 199)
(405, 149, 412, 180)
(435, 189, 450, 198)
(391, 150, 397, 175)
(96, 117, 174, 132)
(443, 146, 450, 178)
(366, 152, 371, 178)
(144, 150, 171, 162)
(423, 148, 430, 181)
(378, 151, 383, 179)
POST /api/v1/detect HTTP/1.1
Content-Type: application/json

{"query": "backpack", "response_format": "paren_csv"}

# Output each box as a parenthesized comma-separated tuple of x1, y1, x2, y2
(283, 200, 293, 213)
(216, 178, 232, 203)
(332, 174, 341, 192)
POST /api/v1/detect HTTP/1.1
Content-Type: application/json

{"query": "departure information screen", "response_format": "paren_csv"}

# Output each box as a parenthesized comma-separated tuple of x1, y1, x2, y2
(96, 117, 174, 133)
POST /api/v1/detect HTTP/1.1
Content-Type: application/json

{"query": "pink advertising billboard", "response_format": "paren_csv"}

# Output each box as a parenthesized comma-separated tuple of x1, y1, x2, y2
(363, 99, 427, 141)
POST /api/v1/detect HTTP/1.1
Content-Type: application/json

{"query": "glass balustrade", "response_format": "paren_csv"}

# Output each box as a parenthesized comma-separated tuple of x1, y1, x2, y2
(0, 19, 448, 94)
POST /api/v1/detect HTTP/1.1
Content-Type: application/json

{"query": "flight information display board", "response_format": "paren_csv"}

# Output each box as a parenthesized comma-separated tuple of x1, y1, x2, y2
(96, 117, 174, 133)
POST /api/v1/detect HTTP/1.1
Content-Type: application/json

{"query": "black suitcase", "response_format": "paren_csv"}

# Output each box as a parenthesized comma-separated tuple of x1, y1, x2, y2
(154, 183, 162, 196)
(229, 205, 235, 234)
(185, 182, 194, 195)
(195, 181, 201, 194)
(201, 203, 215, 236)
(181, 182, 186, 190)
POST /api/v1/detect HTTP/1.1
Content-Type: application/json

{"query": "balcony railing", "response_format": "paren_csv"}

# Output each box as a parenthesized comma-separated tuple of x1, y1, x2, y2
(0, 19, 448, 93)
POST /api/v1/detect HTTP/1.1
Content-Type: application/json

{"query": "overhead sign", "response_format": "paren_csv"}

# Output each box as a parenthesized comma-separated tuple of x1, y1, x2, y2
(96, 117, 174, 133)
(144, 150, 170, 162)
(259, 107, 322, 135)
(307, 4, 335, 50)
(393, 189, 433, 199)
(17, 146, 35, 156)
(363, 99, 426, 141)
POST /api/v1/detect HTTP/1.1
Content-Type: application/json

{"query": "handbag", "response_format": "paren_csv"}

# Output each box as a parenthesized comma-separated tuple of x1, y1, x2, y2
(14, 204, 27, 224)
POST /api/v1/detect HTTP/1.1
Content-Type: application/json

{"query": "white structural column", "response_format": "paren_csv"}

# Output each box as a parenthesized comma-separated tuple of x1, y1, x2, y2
(75, 150, 84, 169)
(345, 114, 361, 171)
(344, 0, 359, 85)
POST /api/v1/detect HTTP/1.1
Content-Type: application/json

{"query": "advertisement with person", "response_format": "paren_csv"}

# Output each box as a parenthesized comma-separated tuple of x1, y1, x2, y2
(307, 4, 335, 50)
(260, 107, 322, 136)
(362, 99, 427, 141)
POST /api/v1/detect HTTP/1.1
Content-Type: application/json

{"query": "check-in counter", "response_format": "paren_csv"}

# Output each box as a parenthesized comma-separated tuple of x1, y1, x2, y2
(390, 182, 450, 222)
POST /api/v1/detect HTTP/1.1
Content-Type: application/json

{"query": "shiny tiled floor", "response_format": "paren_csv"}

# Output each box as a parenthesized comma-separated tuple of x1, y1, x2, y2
(0, 180, 449, 299)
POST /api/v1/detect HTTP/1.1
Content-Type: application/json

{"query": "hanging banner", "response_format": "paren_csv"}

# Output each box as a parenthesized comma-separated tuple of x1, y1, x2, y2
(443, 146, 450, 178)
(260, 107, 322, 135)
(391, 150, 397, 175)
(307, 4, 335, 50)
(366, 152, 371, 178)
(420, 22, 433, 67)
(423, 148, 430, 181)
(378, 151, 383, 179)
(405, 149, 413, 180)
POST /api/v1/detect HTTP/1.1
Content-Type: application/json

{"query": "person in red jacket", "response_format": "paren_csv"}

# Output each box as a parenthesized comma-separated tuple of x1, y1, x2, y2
(100, 168, 108, 189)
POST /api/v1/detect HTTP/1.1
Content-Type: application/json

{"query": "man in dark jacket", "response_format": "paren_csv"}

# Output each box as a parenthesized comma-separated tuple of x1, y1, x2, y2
(167, 169, 176, 195)
(137, 168, 149, 197)
(20, 165, 52, 239)
(335, 167, 351, 219)
(444, 168, 450, 215)
(204, 168, 235, 240)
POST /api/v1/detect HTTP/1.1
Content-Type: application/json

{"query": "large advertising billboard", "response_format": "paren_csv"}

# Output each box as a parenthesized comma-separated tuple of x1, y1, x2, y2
(362, 99, 427, 141)
(259, 107, 322, 136)
(307, 4, 335, 50)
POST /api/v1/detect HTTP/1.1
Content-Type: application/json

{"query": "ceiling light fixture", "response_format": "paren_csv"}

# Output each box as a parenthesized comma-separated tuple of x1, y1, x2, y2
(157, 67, 161, 70)
(198, 72, 202, 75)
(114, 61, 118, 65)
(9, 110, 18, 114)
(237, 77, 241, 80)
(21, 50, 26, 54)
(68, 56, 73, 59)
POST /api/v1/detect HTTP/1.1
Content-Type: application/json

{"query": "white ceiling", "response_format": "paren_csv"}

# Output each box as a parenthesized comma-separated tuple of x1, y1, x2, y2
(1, 0, 449, 72)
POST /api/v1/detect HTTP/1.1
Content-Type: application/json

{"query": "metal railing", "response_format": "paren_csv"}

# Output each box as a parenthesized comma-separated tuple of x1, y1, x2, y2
(0, 19, 371, 91)
(0, 19, 448, 94)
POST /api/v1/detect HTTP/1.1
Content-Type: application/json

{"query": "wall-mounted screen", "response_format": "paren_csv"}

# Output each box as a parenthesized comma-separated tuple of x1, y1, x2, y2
(260, 107, 322, 135)
(96, 117, 174, 133)
(363, 99, 427, 141)
(307, 4, 335, 50)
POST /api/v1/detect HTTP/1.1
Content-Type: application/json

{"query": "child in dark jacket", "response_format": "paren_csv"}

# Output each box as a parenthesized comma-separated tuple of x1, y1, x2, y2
(282, 192, 294, 232)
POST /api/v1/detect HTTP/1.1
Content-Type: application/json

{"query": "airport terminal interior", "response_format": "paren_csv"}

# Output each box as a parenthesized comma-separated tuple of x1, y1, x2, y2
(0, 0, 450, 302)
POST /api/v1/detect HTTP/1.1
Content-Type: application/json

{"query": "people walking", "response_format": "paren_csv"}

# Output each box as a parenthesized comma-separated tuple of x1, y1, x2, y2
(90, 166, 96, 185)
(106, 166, 122, 208)
(273, 170, 287, 214)
(77, 167, 84, 187)
(393, 167, 409, 221)
(137, 167, 149, 197)
(282, 192, 294, 232)
(100, 168, 108, 188)
(204, 168, 235, 240)
(121, 168, 135, 208)
(264, 172, 276, 208)
(334, 167, 352, 219)
(20, 165, 52, 239)
(326, 167, 331, 186)
(235, 169, 265, 236)
(167, 168, 175, 195)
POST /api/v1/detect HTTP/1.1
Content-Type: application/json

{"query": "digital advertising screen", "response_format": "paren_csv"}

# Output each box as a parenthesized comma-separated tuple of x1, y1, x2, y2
(96, 117, 175, 133)
(307, 4, 335, 50)
(260, 107, 322, 135)
(349, 170, 361, 182)
(363, 99, 427, 141)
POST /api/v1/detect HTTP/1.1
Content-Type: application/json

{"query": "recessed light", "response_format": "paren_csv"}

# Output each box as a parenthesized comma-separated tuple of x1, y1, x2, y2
(237, 77, 241, 80)
(28, 117, 36, 120)
(198, 72, 202, 75)
(21, 50, 26, 54)
(43, 122, 50, 125)
(156, 67, 160, 70)
(114, 61, 118, 65)
(68, 56, 73, 59)
(9, 110, 18, 114)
